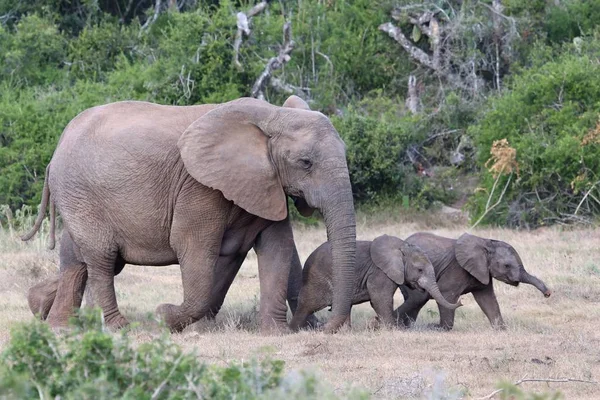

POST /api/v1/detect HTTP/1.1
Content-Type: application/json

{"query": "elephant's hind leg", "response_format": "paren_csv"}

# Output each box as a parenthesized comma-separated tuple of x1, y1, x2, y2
(46, 231, 88, 328)
(82, 248, 129, 329)
(28, 276, 59, 319)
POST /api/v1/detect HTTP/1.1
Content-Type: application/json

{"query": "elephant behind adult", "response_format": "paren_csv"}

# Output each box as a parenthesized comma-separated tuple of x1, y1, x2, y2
(396, 232, 551, 330)
(22, 95, 356, 334)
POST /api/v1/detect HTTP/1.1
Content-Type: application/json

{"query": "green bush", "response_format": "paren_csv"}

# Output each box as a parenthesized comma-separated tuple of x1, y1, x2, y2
(0, 310, 368, 400)
(468, 38, 600, 227)
(0, 14, 67, 87)
(544, 0, 600, 43)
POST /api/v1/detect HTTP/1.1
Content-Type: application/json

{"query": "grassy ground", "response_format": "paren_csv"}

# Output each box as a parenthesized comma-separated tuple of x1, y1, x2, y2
(1, 213, 599, 399)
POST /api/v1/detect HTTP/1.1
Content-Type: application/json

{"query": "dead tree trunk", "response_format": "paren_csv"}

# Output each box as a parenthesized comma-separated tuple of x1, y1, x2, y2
(251, 21, 295, 100)
(492, 0, 503, 90)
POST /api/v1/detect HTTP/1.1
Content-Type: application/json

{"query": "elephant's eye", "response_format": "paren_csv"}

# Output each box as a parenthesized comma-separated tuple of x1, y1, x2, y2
(298, 158, 312, 170)
(504, 264, 511, 269)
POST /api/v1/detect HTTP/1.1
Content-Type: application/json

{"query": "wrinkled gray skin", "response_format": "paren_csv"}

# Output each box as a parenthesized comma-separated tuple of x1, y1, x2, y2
(396, 232, 552, 330)
(289, 235, 462, 331)
(23, 95, 356, 334)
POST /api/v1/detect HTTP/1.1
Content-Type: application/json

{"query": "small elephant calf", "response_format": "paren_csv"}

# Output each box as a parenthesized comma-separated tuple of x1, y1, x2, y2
(396, 233, 552, 330)
(290, 235, 462, 330)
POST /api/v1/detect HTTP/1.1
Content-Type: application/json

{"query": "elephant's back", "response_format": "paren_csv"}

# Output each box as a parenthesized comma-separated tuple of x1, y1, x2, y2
(50, 101, 215, 185)
(405, 232, 455, 262)
(54, 101, 215, 155)
(303, 240, 371, 275)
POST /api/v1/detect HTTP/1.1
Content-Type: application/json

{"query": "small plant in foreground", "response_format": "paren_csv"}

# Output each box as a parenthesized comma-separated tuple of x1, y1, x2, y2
(0, 309, 366, 400)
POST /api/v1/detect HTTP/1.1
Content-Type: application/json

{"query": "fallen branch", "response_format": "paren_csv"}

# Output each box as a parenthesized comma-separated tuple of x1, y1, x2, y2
(477, 375, 598, 400)
(574, 180, 600, 215)
(233, 1, 268, 70)
(251, 21, 295, 100)
(471, 169, 512, 228)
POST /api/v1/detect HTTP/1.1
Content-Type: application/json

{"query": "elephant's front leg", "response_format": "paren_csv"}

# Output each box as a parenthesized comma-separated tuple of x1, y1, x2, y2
(158, 193, 228, 333)
(367, 277, 397, 327)
(436, 290, 462, 330)
(286, 244, 322, 329)
(205, 253, 247, 320)
(472, 284, 506, 329)
(156, 238, 223, 332)
(254, 219, 297, 334)
(394, 287, 429, 328)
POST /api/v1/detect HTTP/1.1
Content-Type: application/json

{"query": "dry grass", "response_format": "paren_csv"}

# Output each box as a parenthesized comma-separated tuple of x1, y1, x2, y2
(1, 214, 599, 399)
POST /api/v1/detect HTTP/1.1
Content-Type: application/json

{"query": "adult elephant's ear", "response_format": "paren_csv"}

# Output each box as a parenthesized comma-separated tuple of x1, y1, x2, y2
(282, 95, 316, 217)
(178, 98, 287, 221)
(455, 233, 491, 285)
(370, 235, 405, 285)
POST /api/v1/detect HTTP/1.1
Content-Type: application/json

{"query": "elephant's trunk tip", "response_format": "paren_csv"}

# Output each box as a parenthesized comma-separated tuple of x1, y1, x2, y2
(543, 289, 552, 298)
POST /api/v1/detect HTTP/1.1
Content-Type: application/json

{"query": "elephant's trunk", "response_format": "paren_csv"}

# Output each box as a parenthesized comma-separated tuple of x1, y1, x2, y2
(418, 276, 462, 310)
(320, 181, 356, 333)
(519, 268, 551, 297)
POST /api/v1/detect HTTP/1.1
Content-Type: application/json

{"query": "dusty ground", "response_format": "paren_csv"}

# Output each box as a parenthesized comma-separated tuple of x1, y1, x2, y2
(1, 216, 599, 399)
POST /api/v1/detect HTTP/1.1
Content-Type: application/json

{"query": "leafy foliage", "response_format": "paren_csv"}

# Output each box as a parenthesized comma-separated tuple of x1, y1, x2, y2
(0, 309, 368, 399)
(468, 38, 600, 227)
(1, 0, 600, 225)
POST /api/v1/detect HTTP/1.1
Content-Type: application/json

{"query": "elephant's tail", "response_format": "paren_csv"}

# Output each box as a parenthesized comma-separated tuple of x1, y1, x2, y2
(21, 164, 56, 250)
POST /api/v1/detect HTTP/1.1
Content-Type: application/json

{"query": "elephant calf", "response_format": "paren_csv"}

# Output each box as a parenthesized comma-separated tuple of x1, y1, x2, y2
(396, 233, 552, 330)
(290, 235, 462, 330)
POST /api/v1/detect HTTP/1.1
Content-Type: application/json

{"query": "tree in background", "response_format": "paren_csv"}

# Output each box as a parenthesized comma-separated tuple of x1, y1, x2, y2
(1, 0, 600, 227)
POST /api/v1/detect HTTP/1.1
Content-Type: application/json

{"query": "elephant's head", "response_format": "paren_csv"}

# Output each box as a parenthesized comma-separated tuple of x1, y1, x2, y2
(177, 96, 356, 331)
(455, 233, 551, 297)
(370, 235, 462, 310)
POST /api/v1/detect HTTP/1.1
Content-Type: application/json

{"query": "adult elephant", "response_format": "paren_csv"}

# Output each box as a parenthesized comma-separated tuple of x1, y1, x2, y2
(22, 96, 356, 334)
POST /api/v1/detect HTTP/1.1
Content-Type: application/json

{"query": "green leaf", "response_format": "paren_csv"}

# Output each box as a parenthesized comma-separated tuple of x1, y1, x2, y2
(411, 24, 422, 42)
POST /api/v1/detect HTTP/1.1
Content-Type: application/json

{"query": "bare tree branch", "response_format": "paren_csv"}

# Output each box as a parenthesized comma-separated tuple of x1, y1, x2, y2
(140, 0, 162, 33)
(251, 21, 295, 100)
(233, 1, 268, 70)
(379, 22, 436, 70)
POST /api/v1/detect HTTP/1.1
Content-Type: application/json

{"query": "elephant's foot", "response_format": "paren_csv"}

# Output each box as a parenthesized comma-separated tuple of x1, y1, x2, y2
(260, 319, 292, 336)
(155, 303, 199, 333)
(366, 316, 381, 330)
(427, 323, 452, 331)
(492, 322, 507, 331)
(323, 314, 351, 334)
(47, 304, 78, 330)
(28, 277, 59, 320)
(303, 314, 323, 330)
(104, 312, 130, 330)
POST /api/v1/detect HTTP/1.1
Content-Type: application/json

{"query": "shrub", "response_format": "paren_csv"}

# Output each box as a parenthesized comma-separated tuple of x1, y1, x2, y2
(0, 14, 67, 87)
(544, 0, 600, 44)
(0, 309, 368, 400)
(468, 38, 600, 227)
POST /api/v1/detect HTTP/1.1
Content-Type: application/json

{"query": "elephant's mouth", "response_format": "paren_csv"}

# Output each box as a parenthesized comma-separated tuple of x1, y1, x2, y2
(507, 280, 520, 287)
(409, 281, 426, 293)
